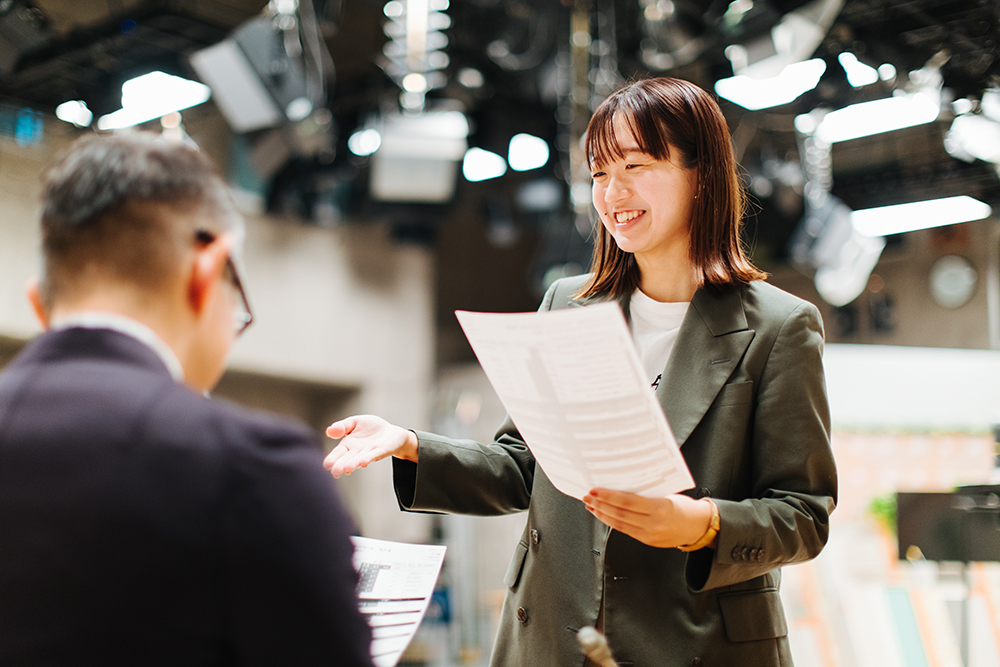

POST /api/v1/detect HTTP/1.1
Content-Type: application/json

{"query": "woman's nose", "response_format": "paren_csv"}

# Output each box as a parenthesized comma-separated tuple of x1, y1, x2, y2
(604, 176, 628, 202)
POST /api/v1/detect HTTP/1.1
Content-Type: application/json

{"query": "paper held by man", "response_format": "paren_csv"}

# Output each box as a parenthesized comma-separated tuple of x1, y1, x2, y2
(352, 537, 447, 667)
(455, 302, 694, 500)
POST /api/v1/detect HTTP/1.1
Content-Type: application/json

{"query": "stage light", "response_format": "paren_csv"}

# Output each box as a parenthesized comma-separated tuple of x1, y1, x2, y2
(508, 133, 549, 171)
(714, 58, 826, 110)
(809, 92, 940, 144)
(838, 53, 878, 88)
(462, 148, 507, 182)
(457, 67, 484, 88)
(851, 196, 992, 237)
(348, 128, 381, 156)
(402, 72, 428, 93)
(789, 193, 885, 307)
(96, 72, 210, 131)
(878, 63, 896, 81)
(945, 113, 1000, 164)
(55, 100, 92, 127)
(370, 110, 468, 202)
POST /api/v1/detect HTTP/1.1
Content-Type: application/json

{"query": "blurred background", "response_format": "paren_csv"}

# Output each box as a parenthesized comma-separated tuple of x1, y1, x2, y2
(0, 1, 999, 665)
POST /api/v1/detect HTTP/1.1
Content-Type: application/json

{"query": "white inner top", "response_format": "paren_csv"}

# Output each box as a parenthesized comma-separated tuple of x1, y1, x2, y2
(629, 288, 689, 387)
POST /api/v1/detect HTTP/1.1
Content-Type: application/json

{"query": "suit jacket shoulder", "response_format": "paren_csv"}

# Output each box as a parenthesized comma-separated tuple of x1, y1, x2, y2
(539, 273, 593, 311)
(741, 279, 822, 326)
(0, 328, 373, 667)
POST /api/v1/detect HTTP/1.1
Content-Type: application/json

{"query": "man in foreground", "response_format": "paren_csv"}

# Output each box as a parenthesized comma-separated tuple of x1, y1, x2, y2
(0, 133, 373, 666)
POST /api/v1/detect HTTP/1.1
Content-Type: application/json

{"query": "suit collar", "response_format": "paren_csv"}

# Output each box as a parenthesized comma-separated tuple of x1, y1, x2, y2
(689, 285, 748, 336)
(50, 312, 184, 382)
(656, 284, 755, 447)
(10, 327, 180, 382)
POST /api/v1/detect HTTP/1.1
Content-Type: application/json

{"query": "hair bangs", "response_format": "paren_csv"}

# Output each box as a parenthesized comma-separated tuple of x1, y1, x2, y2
(586, 105, 626, 170)
(587, 95, 674, 170)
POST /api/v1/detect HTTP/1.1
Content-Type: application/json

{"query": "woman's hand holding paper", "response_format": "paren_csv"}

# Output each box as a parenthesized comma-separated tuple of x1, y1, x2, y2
(582, 488, 717, 550)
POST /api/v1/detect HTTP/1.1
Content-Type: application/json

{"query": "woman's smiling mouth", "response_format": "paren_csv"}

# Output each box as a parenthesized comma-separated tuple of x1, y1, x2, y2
(615, 210, 645, 224)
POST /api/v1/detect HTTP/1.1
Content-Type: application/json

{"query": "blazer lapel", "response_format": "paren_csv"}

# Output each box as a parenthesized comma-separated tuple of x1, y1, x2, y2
(655, 285, 755, 447)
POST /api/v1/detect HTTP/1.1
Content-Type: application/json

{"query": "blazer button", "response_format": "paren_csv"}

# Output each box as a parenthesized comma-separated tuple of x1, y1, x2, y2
(749, 548, 759, 560)
(741, 547, 750, 561)
(516, 607, 529, 623)
(690, 658, 703, 667)
(731, 546, 741, 560)
(699, 487, 711, 498)
(530, 529, 540, 545)
(756, 548, 765, 562)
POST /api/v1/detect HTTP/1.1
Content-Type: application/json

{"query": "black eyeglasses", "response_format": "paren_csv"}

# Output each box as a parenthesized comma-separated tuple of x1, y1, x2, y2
(195, 230, 254, 336)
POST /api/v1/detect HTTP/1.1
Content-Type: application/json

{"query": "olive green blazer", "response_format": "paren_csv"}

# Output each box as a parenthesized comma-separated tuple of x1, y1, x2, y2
(394, 274, 836, 667)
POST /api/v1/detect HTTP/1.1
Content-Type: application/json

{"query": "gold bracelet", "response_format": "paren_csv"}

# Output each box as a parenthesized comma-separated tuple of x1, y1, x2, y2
(677, 499, 720, 552)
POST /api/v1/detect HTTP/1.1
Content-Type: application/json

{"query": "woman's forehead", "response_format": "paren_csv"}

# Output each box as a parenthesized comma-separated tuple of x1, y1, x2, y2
(590, 112, 669, 167)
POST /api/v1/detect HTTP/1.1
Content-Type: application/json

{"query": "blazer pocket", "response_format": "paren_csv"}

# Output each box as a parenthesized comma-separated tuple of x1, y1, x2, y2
(716, 380, 753, 407)
(503, 541, 529, 589)
(717, 588, 788, 642)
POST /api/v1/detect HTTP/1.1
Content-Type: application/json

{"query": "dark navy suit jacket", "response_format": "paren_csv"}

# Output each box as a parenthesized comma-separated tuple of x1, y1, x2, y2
(0, 327, 373, 666)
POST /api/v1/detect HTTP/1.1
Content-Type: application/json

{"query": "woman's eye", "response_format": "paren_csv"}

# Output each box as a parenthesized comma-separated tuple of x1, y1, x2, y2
(591, 171, 605, 179)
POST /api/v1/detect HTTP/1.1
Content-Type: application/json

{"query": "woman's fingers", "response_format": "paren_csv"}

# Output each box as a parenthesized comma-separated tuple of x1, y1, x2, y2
(324, 414, 410, 477)
(325, 416, 358, 440)
(584, 488, 654, 515)
(586, 502, 647, 536)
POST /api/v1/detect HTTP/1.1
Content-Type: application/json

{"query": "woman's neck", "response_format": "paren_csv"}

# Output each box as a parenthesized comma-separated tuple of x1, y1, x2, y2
(635, 250, 699, 303)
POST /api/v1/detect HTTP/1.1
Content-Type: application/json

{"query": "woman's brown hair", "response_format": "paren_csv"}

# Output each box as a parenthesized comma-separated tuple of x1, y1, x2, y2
(577, 77, 765, 300)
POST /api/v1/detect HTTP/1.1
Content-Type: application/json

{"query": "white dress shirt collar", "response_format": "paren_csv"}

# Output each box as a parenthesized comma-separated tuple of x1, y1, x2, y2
(49, 311, 185, 383)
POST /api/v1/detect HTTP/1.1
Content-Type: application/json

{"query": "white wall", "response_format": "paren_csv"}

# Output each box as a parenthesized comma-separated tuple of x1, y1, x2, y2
(824, 343, 1000, 433)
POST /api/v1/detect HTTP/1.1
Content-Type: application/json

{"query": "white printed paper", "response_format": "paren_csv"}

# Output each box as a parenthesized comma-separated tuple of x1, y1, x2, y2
(351, 536, 447, 667)
(455, 302, 694, 500)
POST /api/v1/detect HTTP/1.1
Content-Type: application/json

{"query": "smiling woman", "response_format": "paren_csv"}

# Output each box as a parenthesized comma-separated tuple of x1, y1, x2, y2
(589, 116, 699, 299)
(580, 76, 766, 302)
(320, 77, 836, 667)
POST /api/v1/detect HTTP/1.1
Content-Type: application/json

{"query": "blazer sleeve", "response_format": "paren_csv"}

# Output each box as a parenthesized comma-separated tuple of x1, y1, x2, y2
(392, 421, 536, 515)
(687, 300, 837, 592)
(389, 277, 577, 515)
(219, 415, 375, 667)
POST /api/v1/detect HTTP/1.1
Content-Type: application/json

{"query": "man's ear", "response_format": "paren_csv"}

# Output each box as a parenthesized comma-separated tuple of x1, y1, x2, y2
(188, 234, 232, 316)
(25, 278, 49, 329)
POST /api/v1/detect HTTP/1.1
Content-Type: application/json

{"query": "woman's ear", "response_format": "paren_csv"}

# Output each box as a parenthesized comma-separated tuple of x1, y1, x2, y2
(25, 278, 49, 329)
(187, 234, 232, 316)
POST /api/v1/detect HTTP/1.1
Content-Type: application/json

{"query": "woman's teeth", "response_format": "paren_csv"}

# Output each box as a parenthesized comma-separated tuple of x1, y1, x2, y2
(615, 210, 642, 223)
